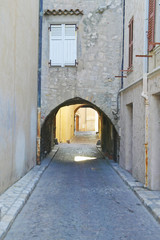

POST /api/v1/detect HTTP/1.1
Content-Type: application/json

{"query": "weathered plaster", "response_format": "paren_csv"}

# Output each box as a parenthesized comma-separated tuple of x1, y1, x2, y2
(120, 0, 160, 190)
(120, 82, 145, 184)
(123, 0, 144, 87)
(0, 1, 39, 193)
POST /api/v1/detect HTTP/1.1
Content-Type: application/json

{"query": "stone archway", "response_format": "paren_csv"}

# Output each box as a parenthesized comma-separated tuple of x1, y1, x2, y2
(42, 97, 119, 130)
(41, 97, 119, 161)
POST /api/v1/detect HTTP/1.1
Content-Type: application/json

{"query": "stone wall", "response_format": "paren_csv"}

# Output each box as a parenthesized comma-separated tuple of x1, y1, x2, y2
(41, 0, 122, 132)
(101, 115, 119, 161)
(41, 116, 55, 158)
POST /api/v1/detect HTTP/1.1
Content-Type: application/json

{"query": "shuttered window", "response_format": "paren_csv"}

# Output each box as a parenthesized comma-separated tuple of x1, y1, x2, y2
(148, 0, 156, 51)
(128, 17, 133, 69)
(49, 24, 77, 67)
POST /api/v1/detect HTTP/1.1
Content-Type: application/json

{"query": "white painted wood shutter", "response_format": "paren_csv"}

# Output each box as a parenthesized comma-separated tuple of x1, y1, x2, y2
(50, 24, 77, 67)
(64, 25, 77, 66)
(50, 25, 63, 66)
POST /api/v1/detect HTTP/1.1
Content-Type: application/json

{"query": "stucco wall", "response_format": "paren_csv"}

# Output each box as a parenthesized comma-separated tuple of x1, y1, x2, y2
(120, 0, 146, 184)
(41, 0, 122, 131)
(147, 70, 160, 189)
(123, 0, 144, 87)
(121, 0, 160, 189)
(146, 0, 160, 190)
(120, 82, 145, 183)
(0, 1, 39, 193)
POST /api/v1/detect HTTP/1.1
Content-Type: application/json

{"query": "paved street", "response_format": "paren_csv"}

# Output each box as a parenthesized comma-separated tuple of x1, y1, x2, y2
(71, 131, 99, 144)
(4, 143, 160, 240)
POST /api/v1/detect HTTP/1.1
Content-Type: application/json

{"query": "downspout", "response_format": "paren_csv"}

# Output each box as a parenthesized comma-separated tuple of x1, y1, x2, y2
(121, 0, 125, 89)
(142, 0, 149, 187)
(37, 0, 43, 165)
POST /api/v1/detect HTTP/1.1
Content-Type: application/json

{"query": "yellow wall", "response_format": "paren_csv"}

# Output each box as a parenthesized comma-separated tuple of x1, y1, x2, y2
(56, 105, 79, 143)
(56, 105, 101, 143)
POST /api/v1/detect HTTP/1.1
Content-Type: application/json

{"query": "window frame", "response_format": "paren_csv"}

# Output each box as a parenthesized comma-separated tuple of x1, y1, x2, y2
(148, 0, 156, 51)
(128, 17, 134, 69)
(49, 23, 77, 67)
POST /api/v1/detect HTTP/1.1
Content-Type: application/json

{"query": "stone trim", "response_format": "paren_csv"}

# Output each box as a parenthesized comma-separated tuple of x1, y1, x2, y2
(44, 9, 83, 16)
(120, 77, 143, 93)
(147, 66, 160, 79)
(120, 66, 160, 92)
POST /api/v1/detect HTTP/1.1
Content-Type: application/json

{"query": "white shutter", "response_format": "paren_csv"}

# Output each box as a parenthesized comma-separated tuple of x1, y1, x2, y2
(64, 25, 77, 66)
(50, 25, 63, 66)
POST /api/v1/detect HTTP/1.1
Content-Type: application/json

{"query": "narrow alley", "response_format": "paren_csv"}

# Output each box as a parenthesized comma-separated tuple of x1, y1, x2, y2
(4, 140, 160, 240)
(2, 1, 160, 239)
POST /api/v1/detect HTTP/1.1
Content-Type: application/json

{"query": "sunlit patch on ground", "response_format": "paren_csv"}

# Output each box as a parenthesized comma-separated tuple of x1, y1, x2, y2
(74, 156, 97, 162)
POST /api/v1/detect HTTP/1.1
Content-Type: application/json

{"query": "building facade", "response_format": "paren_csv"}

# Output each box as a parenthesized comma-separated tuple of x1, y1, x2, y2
(1, 0, 160, 194)
(41, 0, 122, 159)
(0, 1, 39, 193)
(120, 0, 160, 190)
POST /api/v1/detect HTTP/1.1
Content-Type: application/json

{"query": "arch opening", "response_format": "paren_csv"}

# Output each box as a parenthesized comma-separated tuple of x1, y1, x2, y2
(41, 97, 119, 162)
(56, 105, 100, 144)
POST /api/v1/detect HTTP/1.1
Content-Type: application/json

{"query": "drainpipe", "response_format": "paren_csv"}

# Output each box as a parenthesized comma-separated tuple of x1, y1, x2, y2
(121, 0, 125, 89)
(112, 0, 125, 119)
(141, 0, 149, 187)
(37, 0, 43, 165)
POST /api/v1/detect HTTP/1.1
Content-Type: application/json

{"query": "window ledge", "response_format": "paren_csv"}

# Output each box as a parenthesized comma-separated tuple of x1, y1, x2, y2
(147, 66, 160, 79)
(120, 77, 142, 93)
(49, 65, 77, 68)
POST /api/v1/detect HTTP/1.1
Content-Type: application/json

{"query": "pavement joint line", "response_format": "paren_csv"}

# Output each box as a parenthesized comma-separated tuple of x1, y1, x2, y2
(0, 146, 59, 240)
(97, 146, 160, 224)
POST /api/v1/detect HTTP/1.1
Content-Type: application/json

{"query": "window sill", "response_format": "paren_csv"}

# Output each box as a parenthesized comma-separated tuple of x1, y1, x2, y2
(49, 65, 77, 68)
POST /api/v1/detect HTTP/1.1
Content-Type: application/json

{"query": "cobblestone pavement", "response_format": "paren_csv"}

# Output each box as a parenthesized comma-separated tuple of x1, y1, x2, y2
(4, 144, 160, 240)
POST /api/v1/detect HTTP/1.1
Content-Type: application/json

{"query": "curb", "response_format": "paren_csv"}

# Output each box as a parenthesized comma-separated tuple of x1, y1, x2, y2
(96, 147, 160, 224)
(0, 146, 59, 240)
(109, 160, 160, 224)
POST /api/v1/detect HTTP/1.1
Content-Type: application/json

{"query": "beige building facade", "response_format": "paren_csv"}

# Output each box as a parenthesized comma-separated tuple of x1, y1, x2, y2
(120, 0, 160, 190)
(0, 1, 39, 193)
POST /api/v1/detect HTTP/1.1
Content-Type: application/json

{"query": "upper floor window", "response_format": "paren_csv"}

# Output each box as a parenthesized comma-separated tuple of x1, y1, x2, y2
(128, 17, 133, 69)
(148, 0, 156, 51)
(49, 24, 77, 67)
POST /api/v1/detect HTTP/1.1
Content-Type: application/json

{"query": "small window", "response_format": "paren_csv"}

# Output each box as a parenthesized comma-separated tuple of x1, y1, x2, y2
(128, 17, 133, 69)
(148, 0, 156, 51)
(49, 24, 77, 67)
